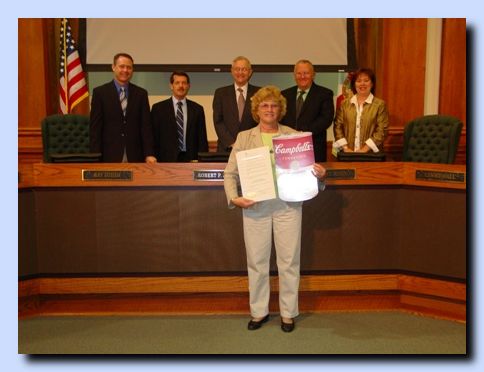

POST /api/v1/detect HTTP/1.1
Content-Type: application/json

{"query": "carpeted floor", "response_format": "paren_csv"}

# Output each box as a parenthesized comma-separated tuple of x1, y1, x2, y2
(19, 311, 466, 354)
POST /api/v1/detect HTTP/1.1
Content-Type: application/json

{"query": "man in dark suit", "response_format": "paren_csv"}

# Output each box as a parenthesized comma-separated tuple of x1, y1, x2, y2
(281, 59, 335, 162)
(213, 56, 260, 153)
(90, 53, 156, 163)
(151, 72, 208, 162)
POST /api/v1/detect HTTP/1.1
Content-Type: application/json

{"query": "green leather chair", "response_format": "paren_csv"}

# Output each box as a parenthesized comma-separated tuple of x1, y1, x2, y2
(402, 115, 463, 164)
(41, 114, 101, 163)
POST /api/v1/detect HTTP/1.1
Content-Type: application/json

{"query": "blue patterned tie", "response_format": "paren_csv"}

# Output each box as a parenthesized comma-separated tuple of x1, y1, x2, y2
(176, 101, 184, 151)
(119, 87, 127, 116)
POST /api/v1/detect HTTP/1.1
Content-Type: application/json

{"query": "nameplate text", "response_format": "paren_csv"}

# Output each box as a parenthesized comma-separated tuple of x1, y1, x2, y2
(415, 170, 465, 183)
(82, 170, 133, 181)
(326, 169, 356, 180)
(193, 170, 224, 181)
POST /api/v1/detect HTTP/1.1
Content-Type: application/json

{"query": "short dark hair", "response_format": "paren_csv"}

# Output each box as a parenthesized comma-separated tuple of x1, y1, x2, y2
(350, 68, 376, 95)
(113, 53, 134, 65)
(170, 71, 190, 84)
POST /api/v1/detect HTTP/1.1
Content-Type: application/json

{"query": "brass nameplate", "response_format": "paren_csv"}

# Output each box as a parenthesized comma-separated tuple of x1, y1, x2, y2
(193, 170, 224, 181)
(82, 170, 133, 181)
(326, 169, 356, 180)
(415, 170, 465, 183)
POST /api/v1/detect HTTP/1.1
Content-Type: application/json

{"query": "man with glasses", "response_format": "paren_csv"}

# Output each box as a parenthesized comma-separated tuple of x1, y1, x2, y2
(281, 59, 334, 162)
(212, 56, 260, 153)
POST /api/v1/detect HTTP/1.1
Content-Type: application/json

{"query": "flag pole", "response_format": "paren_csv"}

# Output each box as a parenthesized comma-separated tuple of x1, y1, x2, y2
(62, 18, 69, 113)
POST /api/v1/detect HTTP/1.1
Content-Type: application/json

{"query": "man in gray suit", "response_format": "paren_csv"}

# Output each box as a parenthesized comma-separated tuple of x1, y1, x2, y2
(212, 56, 260, 153)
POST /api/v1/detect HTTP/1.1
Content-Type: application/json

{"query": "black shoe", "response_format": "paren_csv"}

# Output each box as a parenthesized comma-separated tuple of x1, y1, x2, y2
(281, 318, 295, 333)
(247, 314, 270, 330)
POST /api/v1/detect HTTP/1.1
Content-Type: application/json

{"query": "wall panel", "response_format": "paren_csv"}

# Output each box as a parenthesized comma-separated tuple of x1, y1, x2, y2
(380, 19, 427, 130)
(18, 19, 48, 130)
(439, 19, 466, 127)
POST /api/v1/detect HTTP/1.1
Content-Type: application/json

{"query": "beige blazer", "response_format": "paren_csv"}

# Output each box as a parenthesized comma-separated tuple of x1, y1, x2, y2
(223, 124, 298, 207)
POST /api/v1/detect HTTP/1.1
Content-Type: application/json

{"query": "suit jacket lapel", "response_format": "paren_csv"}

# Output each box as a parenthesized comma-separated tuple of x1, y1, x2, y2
(167, 99, 176, 124)
(225, 87, 238, 121)
(248, 126, 264, 149)
(110, 82, 124, 117)
(125, 83, 136, 117)
(242, 84, 258, 121)
(285, 87, 298, 120)
(288, 86, 298, 102)
(185, 100, 194, 140)
(300, 84, 317, 116)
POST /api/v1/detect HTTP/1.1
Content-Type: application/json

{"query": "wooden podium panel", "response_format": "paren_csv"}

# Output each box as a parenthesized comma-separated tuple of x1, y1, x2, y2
(18, 162, 466, 319)
(19, 162, 466, 279)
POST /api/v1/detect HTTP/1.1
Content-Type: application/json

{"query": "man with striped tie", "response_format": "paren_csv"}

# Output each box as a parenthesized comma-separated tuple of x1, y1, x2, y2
(151, 72, 208, 162)
(90, 53, 156, 163)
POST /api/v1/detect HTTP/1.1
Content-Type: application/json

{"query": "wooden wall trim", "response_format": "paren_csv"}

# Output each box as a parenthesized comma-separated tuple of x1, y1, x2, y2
(18, 274, 466, 301)
(398, 275, 465, 301)
(18, 128, 43, 152)
(19, 274, 466, 321)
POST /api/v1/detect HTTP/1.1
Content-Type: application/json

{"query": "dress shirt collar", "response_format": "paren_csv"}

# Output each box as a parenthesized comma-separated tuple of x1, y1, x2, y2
(234, 83, 248, 95)
(351, 92, 374, 105)
(172, 96, 187, 106)
(113, 80, 129, 96)
(297, 84, 312, 95)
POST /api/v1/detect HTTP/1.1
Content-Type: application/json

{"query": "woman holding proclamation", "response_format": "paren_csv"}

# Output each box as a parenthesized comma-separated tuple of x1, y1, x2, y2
(333, 68, 389, 153)
(224, 86, 326, 333)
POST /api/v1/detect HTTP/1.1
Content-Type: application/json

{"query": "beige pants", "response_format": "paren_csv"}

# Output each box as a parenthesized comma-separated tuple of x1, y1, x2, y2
(242, 198, 302, 319)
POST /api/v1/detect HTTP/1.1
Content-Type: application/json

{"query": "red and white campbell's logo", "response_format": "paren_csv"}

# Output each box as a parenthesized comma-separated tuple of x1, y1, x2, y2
(274, 141, 313, 155)
(272, 132, 315, 169)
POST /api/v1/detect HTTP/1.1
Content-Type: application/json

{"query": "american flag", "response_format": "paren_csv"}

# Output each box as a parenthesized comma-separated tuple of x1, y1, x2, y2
(59, 18, 88, 114)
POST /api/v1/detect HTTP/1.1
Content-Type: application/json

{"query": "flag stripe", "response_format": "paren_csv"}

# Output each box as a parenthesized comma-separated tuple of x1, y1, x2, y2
(59, 18, 88, 114)
(68, 74, 86, 92)
(69, 91, 89, 110)
(70, 83, 88, 102)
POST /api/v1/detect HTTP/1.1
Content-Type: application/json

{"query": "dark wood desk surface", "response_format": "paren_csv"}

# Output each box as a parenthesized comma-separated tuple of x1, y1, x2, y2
(18, 162, 466, 190)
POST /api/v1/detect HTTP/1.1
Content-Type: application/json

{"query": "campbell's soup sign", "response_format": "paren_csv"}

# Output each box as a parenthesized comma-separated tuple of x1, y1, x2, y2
(272, 132, 319, 202)
(273, 132, 315, 168)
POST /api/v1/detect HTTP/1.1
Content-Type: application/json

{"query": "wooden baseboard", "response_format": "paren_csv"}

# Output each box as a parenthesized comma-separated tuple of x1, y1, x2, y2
(19, 274, 466, 322)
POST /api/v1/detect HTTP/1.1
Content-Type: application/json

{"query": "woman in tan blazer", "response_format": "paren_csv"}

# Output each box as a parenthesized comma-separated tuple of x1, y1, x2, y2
(224, 86, 326, 333)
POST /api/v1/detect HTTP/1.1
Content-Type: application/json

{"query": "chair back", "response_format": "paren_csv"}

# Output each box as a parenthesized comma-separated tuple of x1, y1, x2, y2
(41, 114, 99, 162)
(402, 115, 463, 164)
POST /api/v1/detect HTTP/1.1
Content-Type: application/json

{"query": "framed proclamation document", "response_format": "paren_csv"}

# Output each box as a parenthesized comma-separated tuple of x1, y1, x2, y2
(235, 146, 276, 202)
